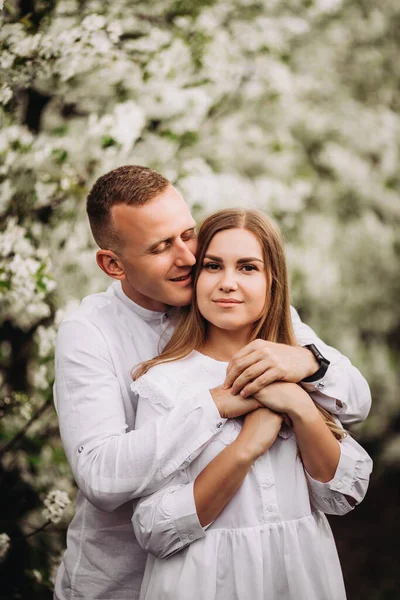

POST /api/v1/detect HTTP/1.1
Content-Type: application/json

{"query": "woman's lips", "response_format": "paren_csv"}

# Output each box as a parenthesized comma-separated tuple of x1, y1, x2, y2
(212, 299, 243, 307)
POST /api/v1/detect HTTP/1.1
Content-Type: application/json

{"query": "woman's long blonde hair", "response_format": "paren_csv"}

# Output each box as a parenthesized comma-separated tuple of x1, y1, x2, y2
(133, 208, 344, 441)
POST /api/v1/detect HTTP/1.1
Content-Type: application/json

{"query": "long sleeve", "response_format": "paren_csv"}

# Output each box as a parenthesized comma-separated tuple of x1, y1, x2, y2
(132, 369, 219, 558)
(54, 319, 224, 512)
(305, 433, 373, 515)
(133, 480, 205, 559)
(291, 306, 372, 424)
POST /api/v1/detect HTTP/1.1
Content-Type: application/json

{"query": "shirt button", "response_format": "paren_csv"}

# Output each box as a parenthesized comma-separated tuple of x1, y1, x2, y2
(216, 422, 223, 429)
(188, 533, 195, 541)
(267, 504, 274, 512)
(78, 446, 83, 454)
(317, 382, 325, 389)
(336, 481, 342, 489)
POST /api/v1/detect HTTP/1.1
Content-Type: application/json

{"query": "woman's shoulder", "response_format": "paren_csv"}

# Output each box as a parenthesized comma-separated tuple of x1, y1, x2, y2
(133, 351, 202, 389)
(144, 351, 202, 382)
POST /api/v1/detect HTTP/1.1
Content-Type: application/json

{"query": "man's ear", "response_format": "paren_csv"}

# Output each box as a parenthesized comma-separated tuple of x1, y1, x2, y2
(96, 250, 126, 280)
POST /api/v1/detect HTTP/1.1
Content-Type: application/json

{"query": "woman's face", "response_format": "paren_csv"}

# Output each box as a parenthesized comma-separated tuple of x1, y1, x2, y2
(196, 228, 268, 335)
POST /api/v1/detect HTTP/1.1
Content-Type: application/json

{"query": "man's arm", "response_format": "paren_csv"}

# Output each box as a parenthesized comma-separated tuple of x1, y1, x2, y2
(223, 306, 371, 425)
(54, 319, 259, 512)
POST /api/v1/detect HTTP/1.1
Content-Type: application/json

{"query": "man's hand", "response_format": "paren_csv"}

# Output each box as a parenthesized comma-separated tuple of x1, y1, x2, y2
(210, 386, 262, 419)
(234, 407, 283, 460)
(223, 340, 319, 397)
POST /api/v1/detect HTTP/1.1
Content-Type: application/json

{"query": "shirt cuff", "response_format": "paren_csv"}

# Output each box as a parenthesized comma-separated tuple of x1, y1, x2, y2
(164, 480, 206, 546)
(300, 365, 347, 415)
(305, 438, 358, 499)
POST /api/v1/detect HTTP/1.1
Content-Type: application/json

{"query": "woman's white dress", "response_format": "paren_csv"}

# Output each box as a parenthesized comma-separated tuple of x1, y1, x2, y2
(131, 351, 372, 600)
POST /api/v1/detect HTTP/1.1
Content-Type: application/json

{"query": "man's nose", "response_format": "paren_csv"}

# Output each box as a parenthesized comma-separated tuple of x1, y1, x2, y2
(174, 239, 196, 267)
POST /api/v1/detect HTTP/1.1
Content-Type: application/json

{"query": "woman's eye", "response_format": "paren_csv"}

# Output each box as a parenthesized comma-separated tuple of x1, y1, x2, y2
(241, 265, 257, 272)
(203, 263, 220, 270)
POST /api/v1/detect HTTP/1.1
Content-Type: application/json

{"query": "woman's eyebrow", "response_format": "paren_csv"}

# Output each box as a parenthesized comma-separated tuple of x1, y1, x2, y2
(236, 257, 264, 264)
(204, 254, 223, 262)
(204, 254, 264, 264)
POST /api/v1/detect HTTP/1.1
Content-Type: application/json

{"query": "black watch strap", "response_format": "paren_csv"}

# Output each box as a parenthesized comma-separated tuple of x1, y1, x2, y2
(301, 343, 330, 383)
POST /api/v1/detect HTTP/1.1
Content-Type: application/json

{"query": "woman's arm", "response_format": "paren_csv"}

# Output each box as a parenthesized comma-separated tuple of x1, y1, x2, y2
(254, 382, 373, 512)
(305, 432, 373, 515)
(194, 408, 282, 526)
(133, 408, 282, 558)
(254, 382, 341, 482)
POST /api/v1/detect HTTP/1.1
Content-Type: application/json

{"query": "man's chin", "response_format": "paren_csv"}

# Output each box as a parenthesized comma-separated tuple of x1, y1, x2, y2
(165, 287, 193, 307)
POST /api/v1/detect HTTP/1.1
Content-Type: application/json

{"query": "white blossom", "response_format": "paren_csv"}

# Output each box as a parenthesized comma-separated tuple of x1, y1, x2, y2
(31, 364, 50, 391)
(0, 533, 10, 562)
(35, 325, 57, 358)
(42, 490, 71, 524)
(0, 83, 12, 105)
(0, 179, 14, 214)
(82, 14, 106, 31)
(34, 181, 58, 207)
(0, 219, 56, 330)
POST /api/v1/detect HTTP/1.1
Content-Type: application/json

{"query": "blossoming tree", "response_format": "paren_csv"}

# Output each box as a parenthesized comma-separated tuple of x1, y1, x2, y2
(0, 0, 399, 597)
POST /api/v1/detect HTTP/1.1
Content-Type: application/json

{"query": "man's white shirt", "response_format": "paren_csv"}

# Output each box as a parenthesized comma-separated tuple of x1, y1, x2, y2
(53, 281, 371, 600)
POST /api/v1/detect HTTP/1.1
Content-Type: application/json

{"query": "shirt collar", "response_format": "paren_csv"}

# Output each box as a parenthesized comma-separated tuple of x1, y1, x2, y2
(112, 281, 178, 323)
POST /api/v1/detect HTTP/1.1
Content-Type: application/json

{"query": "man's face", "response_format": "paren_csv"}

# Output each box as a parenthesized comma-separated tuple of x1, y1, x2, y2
(110, 186, 197, 311)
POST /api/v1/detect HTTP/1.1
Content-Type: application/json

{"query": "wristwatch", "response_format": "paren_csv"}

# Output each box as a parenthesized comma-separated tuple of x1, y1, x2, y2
(301, 344, 330, 382)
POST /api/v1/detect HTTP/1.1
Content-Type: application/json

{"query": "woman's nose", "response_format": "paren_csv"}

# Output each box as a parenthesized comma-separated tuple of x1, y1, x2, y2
(218, 271, 238, 292)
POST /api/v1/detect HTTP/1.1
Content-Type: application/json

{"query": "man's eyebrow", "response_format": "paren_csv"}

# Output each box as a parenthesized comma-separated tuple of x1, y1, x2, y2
(204, 254, 264, 264)
(146, 226, 196, 253)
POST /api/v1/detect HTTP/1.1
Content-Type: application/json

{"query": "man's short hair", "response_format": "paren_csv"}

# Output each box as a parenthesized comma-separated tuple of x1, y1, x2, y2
(86, 165, 170, 249)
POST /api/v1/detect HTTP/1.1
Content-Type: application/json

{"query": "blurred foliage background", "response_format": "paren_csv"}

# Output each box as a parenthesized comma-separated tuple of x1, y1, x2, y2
(0, 0, 399, 598)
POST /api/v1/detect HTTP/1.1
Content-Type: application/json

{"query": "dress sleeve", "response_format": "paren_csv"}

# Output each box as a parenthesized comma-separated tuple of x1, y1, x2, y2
(291, 306, 372, 425)
(305, 433, 373, 516)
(132, 370, 223, 558)
(54, 319, 224, 512)
(132, 480, 206, 559)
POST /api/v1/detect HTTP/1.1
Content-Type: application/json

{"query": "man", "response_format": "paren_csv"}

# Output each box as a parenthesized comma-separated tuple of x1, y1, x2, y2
(53, 165, 371, 600)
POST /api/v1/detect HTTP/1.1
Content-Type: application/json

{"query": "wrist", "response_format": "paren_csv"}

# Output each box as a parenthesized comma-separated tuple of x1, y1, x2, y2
(287, 395, 319, 423)
(210, 387, 224, 417)
(231, 436, 263, 464)
(299, 345, 320, 380)
(301, 344, 330, 382)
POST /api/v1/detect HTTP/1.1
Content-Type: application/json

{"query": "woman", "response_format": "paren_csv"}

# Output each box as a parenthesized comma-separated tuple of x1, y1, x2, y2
(131, 209, 372, 600)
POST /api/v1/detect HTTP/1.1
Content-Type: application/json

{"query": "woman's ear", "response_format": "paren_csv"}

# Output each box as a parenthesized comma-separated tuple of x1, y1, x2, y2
(96, 249, 126, 280)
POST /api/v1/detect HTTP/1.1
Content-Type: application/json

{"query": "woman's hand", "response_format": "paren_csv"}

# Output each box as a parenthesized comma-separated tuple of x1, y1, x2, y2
(253, 381, 313, 417)
(234, 407, 283, 461)
(210, 386, 263, 419)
